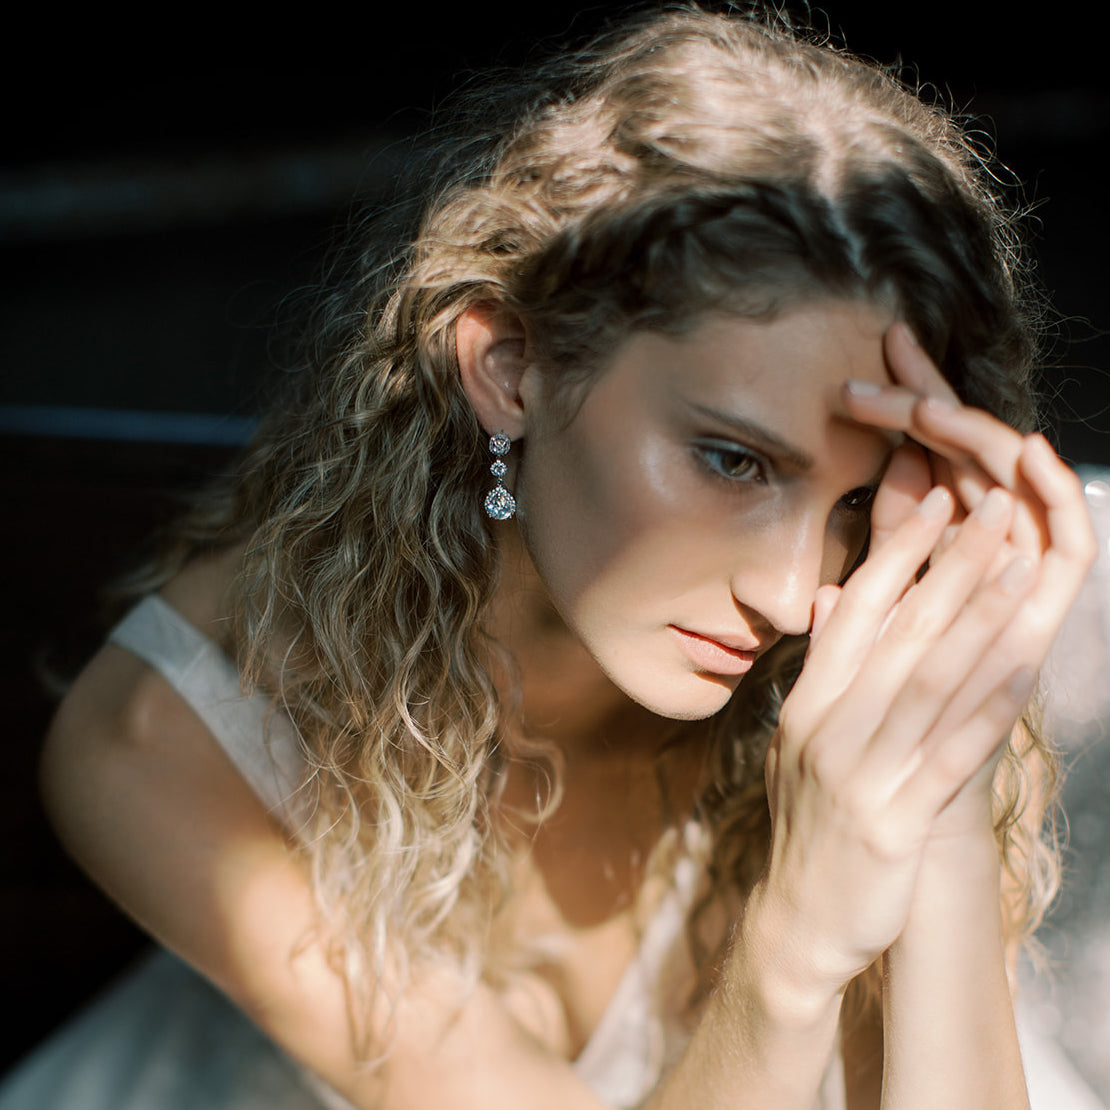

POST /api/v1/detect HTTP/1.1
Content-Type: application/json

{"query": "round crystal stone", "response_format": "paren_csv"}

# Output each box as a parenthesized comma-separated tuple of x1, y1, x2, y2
(490, 459, 507, 477)
(484, 486, 516, 520)
(489, 432, 511, 457)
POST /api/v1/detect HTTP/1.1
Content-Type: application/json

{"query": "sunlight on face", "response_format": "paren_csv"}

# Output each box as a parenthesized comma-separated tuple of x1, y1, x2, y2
(514, 300, 896, 721)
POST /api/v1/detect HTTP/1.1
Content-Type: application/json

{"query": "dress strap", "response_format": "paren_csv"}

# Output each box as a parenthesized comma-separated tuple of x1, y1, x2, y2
(109, 595, 309, 830)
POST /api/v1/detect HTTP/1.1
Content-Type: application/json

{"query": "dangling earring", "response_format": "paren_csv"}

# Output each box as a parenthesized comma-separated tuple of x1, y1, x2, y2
(483, 432, 516, 521)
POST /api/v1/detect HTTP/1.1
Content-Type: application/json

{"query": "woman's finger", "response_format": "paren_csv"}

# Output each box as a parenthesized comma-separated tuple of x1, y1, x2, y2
(808, 584, 842, 649)
(912, 400, 1025, 492)
(903, 434, 1094, 746)
(1021, 433, 1098, 566)
(869, 442, 932, 551)
(787, 485, 954, 733)
(844, 386, 1047, 557)
(806, 487, 1017, 780)
(885, 323, 1000, 512)
(914, 400, 1047, 558)
(844, 389, 1012, 490)
(852, 549, 1036, 796)
(843, 383, 995, 511)
(894, 666, 1038, 823)
(851, 324, 1023, 505)
(883, 322, 960, 402)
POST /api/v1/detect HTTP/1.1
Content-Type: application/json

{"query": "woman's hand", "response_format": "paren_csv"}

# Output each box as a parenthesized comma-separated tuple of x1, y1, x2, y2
(749, 324, 1096, 996)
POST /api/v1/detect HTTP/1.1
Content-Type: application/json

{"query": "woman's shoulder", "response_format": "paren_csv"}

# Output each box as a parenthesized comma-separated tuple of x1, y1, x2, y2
(42, 543, 243, 759)
(41, 551, 201, 755)
(43, 542, 307, 835)
(37, 543, 324, 993)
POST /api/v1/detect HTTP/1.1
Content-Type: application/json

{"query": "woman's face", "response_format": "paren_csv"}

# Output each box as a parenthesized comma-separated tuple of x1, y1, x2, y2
(514, 299, 896, 721)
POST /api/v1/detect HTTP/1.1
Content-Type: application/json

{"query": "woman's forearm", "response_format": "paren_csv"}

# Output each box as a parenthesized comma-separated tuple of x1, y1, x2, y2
(650, 881, 845, 1110)
(881, 832, 1028, 1110)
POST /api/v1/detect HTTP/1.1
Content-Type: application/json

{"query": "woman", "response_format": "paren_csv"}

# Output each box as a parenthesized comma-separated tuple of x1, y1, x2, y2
(7, 5, 1099, 1109)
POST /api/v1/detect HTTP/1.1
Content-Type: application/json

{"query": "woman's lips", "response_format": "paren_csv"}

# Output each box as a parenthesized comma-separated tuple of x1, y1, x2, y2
(668, 626, 758, 677)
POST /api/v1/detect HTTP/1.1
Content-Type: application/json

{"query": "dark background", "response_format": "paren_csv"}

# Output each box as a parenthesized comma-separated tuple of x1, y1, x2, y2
(3, 1, 1108, 1076)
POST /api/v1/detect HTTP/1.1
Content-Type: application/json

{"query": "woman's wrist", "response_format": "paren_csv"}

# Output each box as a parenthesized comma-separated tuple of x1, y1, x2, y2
(881, 828, 1025, 1109)
(917, 817, 1001, 893)
(724, 878, 847, 1031)
(657, 881, 846, 1110)
(896, 827, 1005, 958)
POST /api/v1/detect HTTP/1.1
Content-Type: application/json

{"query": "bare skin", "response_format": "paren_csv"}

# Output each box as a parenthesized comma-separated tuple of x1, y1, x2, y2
(40, 303, 1095, 1109)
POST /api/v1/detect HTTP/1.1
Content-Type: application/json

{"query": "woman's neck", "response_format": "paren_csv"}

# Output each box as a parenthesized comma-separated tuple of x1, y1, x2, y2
(484, 525, 680, 763)
(486, 527, 709, 885)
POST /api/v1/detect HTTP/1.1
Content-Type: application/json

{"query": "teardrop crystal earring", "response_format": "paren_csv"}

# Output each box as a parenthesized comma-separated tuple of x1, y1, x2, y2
(483, 432, 516, 521)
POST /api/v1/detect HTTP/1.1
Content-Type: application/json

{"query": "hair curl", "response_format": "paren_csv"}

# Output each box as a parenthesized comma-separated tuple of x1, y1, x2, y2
(148, 2, 1060, 1052)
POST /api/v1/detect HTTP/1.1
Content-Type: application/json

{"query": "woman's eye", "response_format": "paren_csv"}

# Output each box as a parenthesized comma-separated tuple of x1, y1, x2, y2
(839, 485, 877, 512)
(697, 443, 766, 483)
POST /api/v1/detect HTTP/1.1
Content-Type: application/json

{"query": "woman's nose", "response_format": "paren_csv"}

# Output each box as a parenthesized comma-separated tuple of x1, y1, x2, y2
(731, 513, 831, 639)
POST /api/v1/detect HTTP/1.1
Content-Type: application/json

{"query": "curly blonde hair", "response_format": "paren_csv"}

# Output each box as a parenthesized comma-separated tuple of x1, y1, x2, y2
(151, 2, 1060, 1049)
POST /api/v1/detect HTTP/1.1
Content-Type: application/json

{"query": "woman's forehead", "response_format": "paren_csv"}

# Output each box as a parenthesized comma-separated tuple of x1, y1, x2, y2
(605, 300, 894, 399)
(530, 298, 896, 437)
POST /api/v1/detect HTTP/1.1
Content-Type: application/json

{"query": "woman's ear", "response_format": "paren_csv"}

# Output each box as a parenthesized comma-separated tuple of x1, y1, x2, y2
(456, 304, 530, 439)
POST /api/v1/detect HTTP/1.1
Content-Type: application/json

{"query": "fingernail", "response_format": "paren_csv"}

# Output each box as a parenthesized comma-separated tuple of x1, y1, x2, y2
(974, 488, 1011, 527)
(845, 379, 882, 397)
(918, 486, 952, 520)
(998, 555, 1035, 595)
(922, 395, 958, 413)
(900, 324, 921, 347)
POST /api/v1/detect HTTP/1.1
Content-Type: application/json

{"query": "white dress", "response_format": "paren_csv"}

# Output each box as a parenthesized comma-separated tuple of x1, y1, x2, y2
(0, 596, 714, 1110)
(1, 594, 1104, 1109)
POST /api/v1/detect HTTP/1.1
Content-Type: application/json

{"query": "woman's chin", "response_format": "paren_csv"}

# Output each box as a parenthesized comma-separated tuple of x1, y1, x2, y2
(622, 670, 741, 722)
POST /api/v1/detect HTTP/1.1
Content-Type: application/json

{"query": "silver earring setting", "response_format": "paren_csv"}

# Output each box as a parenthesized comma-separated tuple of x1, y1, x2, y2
(483, 432, 516, 521)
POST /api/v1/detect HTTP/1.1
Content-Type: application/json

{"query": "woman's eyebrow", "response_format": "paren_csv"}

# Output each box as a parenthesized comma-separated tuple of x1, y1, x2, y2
(687, 401, 815, 471)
